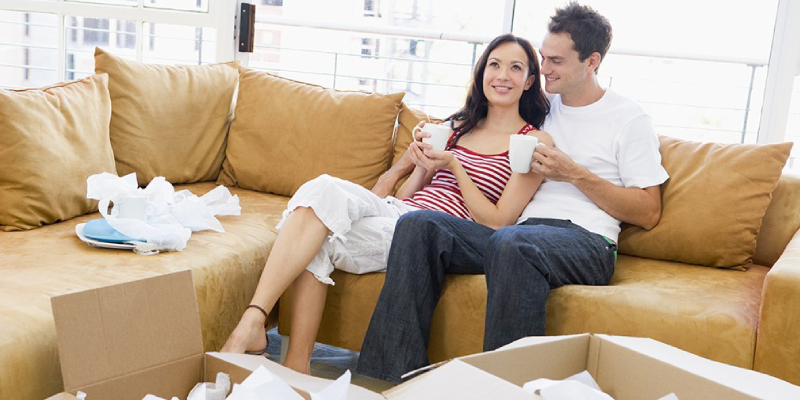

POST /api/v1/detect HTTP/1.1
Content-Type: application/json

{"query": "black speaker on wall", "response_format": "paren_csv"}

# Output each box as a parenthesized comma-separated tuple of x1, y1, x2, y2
(239, 3, 256, 53)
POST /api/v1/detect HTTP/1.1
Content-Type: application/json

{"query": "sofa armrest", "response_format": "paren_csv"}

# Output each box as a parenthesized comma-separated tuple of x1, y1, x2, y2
(755, 227, 800, 385)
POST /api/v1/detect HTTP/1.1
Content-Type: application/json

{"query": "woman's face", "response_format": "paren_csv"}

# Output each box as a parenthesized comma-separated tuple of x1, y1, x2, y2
(482, 42, 535, 109)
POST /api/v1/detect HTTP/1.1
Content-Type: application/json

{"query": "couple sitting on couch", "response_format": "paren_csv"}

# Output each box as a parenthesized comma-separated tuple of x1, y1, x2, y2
(221, 2, 669, 384)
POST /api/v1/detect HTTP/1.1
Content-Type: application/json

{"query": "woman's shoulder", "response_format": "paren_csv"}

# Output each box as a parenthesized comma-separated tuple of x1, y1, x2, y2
(527, 127, 554, 147)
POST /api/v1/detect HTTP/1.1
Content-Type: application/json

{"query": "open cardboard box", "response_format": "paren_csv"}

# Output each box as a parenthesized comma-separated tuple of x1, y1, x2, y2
(47, 271, 800, 400)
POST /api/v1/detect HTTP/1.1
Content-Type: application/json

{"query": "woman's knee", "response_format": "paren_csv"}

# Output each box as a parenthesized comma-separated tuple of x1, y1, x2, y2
(395, 210, 454, 242)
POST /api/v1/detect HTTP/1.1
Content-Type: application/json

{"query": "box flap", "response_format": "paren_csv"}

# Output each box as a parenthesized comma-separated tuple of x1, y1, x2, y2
(594, 335, 800, 400)
(459, 334, 591, 386)
(383, 359, 538, 400)
(51, 270, 204, 391)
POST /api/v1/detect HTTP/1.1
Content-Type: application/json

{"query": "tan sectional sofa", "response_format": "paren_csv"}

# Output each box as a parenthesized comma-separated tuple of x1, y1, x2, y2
(1, 47, 800, 400)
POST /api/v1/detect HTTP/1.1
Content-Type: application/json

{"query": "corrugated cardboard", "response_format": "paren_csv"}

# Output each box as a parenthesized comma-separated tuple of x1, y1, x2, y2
(48, 271, 380, 400)
(49, 271, 800, 400)
(381, 334, 800, 400)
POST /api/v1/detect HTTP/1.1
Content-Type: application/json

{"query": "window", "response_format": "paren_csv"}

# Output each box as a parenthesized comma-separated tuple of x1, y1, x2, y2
(67, 18, 136, 80)
(513, 0, 780, 145)
(363, 0, 379, 17)
(147, 0, 209, 12)
(0, 11, 58, 89)
(116, 20, 136, 49)
(82, 18, 110, 46)
(1, 0, 229, 89)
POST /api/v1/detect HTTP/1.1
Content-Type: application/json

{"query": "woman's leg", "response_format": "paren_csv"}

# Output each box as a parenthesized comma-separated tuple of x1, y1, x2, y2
(221, 206, 329, 353)
(282, 270, 328, 373)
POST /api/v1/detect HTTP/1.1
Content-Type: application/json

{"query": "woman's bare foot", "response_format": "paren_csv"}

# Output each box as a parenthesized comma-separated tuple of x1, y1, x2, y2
(220, 307, 268, 353)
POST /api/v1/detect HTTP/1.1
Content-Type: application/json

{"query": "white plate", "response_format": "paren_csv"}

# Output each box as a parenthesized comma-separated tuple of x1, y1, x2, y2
(75, 223, 136, 250)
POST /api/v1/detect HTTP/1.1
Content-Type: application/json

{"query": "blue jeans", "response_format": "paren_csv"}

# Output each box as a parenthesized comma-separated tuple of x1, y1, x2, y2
(355, 210, 616, 383)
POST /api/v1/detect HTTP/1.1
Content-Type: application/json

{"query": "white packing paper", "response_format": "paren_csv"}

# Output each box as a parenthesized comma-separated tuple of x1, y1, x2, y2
(226, 365, 303, 400)
(85, 172, 241, 254)
(188, 372, 231, 400)
(523, 370, 614, 400)
(309, 370, 351, 400)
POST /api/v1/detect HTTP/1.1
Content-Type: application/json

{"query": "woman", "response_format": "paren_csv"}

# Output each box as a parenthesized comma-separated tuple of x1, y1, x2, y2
(221, 33, 552, 373)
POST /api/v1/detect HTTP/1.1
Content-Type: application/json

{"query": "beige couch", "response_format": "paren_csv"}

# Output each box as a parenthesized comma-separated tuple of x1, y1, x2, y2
(1, 47, 799, 400)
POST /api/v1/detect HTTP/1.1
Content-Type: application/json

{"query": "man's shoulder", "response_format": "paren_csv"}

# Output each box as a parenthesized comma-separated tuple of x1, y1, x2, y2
(604, 89, 647, 117)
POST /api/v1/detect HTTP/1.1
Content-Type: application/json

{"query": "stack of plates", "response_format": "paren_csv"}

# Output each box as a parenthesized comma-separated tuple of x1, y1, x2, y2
(75, 219, 145, 250)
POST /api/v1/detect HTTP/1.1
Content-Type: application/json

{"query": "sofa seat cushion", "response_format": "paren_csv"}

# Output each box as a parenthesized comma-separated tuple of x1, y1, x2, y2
(546, 255, 766, 369)
(284, 255, 766, 369)
(0, 183, 288, 400)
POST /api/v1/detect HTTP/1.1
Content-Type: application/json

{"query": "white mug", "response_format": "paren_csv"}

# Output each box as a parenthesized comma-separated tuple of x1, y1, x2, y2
(415, 123, 452, 153)
(115, 194, 150, 221)
(509, 135, 538, 174)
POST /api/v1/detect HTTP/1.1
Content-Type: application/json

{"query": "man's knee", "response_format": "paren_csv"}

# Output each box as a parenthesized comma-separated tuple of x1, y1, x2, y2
(486, 226, 547, 273)
(488, 227, 529, 256)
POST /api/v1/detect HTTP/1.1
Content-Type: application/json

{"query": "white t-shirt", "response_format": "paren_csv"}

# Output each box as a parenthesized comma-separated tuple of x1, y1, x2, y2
(517, 88, 669, 242)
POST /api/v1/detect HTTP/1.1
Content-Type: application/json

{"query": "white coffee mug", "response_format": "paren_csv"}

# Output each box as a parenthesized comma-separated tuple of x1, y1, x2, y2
(415, 123, 452, 153)
(116, 194, 150, 221)
(509, 135, 538, 174)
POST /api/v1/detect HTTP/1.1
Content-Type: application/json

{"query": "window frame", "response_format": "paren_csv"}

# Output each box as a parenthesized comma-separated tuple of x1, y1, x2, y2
(0, 0, 237, 80)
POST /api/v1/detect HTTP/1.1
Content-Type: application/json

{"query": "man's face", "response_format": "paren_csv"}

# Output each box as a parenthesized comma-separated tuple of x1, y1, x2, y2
(539, 32, 590, 97)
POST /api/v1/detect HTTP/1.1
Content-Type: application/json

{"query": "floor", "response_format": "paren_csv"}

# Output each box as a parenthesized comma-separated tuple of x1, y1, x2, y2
(264, 328, 396, 393)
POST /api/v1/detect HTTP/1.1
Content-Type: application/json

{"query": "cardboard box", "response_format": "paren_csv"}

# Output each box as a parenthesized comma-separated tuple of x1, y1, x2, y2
(47, 271, 381, 400)
(48, 271, 800, 400)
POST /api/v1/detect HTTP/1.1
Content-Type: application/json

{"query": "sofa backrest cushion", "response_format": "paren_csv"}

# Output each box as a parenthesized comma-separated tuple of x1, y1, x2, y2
(0, 74, 116, 231)
(754, 173, 800, 267)
(94, 47, 239, 186)
(619, 136, 792, 269)
(394, 103, 444, 167)
(217, 67, 404, 196)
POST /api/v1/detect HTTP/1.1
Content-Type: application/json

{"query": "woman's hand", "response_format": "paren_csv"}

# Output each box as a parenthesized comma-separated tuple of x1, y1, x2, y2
(411, 121, 429, 142)
(409, 141, 458, 172)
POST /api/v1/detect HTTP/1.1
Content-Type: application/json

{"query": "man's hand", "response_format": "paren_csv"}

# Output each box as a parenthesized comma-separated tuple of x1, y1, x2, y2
(530, 143, 586, 182)
(371, 147, 415, 197)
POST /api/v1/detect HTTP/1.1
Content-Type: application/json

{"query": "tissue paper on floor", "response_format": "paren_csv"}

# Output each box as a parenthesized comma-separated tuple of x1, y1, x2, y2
(86, 172, 241, 253)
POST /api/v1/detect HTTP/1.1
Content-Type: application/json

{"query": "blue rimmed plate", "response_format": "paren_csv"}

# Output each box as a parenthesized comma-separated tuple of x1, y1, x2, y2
(82, 218, 145, 243)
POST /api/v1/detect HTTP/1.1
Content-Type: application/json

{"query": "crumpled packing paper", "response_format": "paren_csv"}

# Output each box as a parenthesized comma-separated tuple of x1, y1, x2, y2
(86, 172, 241, 254)
(523, 370, 679, 400)
(186, 372, 231, 400)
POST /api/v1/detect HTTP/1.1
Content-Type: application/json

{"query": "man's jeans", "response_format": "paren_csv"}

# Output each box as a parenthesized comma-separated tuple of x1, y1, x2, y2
(355, 210, 616, 383)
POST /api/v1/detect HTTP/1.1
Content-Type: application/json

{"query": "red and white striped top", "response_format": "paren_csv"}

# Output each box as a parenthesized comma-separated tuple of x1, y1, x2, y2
(403, 124, 536, 221)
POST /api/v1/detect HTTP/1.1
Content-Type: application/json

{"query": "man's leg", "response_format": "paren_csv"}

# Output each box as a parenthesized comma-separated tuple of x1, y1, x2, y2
(356, 210, 494, 383)
(483, 218, 616, 351)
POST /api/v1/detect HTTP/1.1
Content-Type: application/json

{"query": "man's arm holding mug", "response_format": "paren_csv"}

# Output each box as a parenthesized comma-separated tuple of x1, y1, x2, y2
(530, 144, 662, 230)
(371, 147, 416, 198)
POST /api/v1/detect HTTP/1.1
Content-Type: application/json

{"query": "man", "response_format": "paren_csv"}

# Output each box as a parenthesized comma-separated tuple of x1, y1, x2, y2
(359, 1, 669, 383)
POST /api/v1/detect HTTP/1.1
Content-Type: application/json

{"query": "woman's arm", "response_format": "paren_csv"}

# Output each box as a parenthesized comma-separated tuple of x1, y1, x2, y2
(395, 164, 435, 199)
(412, 132, 553, 229)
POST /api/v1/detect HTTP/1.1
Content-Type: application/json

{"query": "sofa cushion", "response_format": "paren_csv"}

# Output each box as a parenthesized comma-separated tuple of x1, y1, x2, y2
(619, 136, 792, 268)
(280, 255, 767, 368)
(94, 47, 239, 186)
(217, 68, 404, 197)
(0, 183, 286, 400)
(0, 74, 116, 231)
(545, 255, 767, 369)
